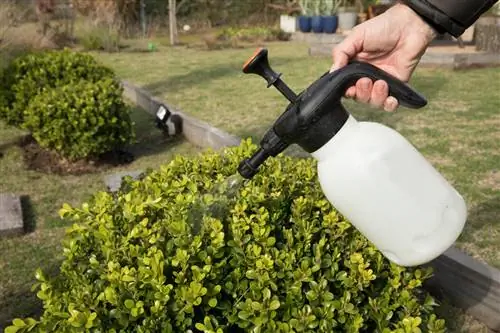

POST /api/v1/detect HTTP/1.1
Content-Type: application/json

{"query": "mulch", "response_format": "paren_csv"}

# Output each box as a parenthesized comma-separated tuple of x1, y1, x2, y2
(16, 135, 134, 176)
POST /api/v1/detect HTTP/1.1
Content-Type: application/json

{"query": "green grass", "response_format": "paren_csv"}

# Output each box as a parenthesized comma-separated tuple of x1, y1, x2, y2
(93, 41, 500, 270)
(0, 108, 201, 329)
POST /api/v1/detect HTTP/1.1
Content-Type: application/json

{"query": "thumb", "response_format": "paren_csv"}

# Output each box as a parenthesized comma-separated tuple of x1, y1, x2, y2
(330, 31, 363, 72)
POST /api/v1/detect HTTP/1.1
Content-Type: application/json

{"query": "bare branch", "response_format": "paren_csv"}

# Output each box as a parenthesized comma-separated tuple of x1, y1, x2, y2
(176, 0, 189, 13)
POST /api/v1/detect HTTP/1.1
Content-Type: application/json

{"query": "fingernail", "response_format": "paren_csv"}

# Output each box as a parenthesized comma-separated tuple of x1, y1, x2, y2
(376, 81, 387, 93)
(361, 79, 370, 89)
(384, 97, 398, 112)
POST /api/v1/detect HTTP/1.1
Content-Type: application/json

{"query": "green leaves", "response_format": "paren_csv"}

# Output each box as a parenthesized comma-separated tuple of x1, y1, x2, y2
(0, 49, 134, 161)
(0, 49, 116, 127)
(124, 299, 135, 309)
(123, 300, 145, 317)
(268, 299, 280, 311)
(208, 298, 218, 308)
(6, 139, 445, 332)
(4, 318, 39, 333)
(22, 78, 134, 161)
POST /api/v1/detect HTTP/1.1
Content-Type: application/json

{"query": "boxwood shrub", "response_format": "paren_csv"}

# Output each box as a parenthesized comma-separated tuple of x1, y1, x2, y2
(7, 140, 446, 333)
(0, 49, 115, 126)
(22, 78, 134, 161)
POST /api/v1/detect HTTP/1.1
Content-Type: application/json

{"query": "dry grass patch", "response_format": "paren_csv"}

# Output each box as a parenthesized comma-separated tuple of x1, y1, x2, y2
(459, 226, 500, 267)
(430, 100, 470, 113)
(478, 170, 500, 191)
(0, 2, 75, 68)
(425, 154, 456, 167)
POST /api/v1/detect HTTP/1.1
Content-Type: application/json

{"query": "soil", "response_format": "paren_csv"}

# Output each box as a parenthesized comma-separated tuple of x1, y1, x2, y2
(17, 135, 134, 176)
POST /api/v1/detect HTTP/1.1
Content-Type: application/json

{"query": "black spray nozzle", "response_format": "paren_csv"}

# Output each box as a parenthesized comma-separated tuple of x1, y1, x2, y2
(238, 148, 268, 179)
(238, 128, 289, 179)
(242, 48, 297, 102)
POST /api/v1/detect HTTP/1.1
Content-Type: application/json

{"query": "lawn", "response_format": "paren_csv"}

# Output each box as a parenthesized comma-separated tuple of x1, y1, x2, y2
(93, 40, 500, 270)
(0, 107, 201, 328)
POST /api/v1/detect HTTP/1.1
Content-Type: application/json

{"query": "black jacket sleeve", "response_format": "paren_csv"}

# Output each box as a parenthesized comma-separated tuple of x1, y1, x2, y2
(402, 0, 498, 37)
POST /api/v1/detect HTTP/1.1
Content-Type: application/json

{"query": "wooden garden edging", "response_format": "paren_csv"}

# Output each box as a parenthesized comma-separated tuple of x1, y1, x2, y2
(121, 80, 500, 332)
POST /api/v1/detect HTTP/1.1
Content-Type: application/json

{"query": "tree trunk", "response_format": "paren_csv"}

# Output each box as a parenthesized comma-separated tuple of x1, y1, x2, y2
(140, 0, 146, 38)
(34, 0, 55, 36)
(475, 17, 500, 53)
(169, 0, 176, 45)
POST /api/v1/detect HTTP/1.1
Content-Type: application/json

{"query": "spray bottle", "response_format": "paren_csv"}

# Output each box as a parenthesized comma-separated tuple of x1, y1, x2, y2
(237, 48, 467, 267)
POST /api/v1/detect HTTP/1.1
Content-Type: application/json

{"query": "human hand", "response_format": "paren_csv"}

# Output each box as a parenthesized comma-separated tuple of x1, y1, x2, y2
(331, 3, 437, 111)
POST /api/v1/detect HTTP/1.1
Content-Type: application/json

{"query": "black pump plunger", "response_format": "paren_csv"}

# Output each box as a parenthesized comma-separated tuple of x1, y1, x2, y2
(242, 48, 297, 102)
(238, 48, 428, 180)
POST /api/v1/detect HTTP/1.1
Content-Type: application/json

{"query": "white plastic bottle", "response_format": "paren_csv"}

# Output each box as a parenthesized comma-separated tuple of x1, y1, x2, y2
(311, 115, 467, 267)
(238, 48, 468, 267)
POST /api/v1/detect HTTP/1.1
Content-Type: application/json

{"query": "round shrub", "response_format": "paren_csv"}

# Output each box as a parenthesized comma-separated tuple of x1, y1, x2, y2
(22, 78, 134, 161)
(0, 49, 115, 126)
(7, 140, 446, 333)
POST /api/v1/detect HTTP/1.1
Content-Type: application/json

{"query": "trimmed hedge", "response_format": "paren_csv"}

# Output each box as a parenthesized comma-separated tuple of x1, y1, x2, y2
(0, 49, 115, 126)
(0, 49, 134, 161)
(7, 140, 446, 333)
(23, 78, 134, 161)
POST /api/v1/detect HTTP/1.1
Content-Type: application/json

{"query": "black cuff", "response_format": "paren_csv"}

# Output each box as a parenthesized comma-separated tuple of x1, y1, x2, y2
(403, 0, 466, 37)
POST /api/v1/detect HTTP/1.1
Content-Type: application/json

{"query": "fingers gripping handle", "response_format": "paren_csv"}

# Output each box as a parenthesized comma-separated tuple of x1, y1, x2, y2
(333, 61, 427, 109)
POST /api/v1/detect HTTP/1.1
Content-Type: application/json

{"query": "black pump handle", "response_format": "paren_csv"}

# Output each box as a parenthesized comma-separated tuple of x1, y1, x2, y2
(330, 61, 427, 109)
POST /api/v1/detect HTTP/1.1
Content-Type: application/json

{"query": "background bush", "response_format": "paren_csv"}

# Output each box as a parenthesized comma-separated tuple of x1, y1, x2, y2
(205, 27, 291, 50)
(7, 140, 445, 333)
(0, 49, 115, 126)
(23, 78, 134, 161)
(78, 26, 121, 52)
(218, 27, 291, 43)
(215, 27, 291, 48)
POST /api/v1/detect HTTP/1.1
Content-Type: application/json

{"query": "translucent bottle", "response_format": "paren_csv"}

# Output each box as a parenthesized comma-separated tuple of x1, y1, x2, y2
(311, 115, 467, 266)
